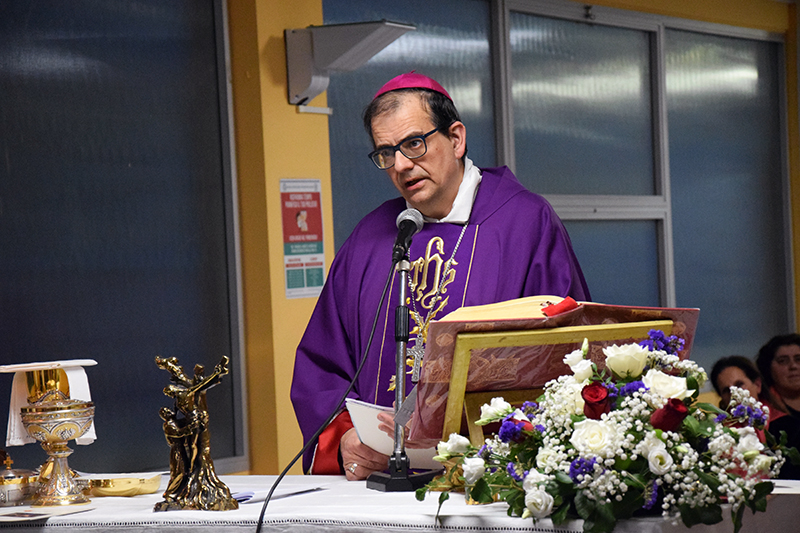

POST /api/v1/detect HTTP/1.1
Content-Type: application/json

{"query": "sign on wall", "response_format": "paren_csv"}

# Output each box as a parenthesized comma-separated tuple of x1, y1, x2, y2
(280, 179, 325, 299)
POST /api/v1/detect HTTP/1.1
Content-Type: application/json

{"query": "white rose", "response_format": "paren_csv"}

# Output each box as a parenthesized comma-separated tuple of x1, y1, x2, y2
(752, 454, 774, 472)
(603, 343, 650, 378)
(525, 487, 555, 518)
(555, 376, 586, 416)
(638, 431, 667, 456)
(462, 457, 486, 485)
(570, 419, 618, 457)
(523, 469, 548, 492)
(535, 446, 557, 470)
(571, 359, 594, 382)
(734, 427, 764, 455)
(642, 369, 694, 400)
(563, 348, 584, 368)
(647, 447, 674, 475)
(478, 397, 513, 423)
(436, 433, 471, 459)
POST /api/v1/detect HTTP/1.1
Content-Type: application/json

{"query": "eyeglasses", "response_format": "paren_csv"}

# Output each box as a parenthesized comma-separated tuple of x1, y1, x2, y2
(368, 127, 441, 170)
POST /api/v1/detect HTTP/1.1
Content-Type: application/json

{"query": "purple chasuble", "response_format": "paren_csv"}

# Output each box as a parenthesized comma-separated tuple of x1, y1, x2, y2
(291, 166, 590, 472)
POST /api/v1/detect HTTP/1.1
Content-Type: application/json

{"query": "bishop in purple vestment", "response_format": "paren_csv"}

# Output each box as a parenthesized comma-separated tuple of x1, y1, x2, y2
(291, 72, 590, 479)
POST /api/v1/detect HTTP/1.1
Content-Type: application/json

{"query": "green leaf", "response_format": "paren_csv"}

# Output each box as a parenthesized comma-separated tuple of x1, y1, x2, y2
(415, 486, 428, 501)
(555, 471, 573, 485)
(614, 456, 632, 471)
(574, 491, 596, 520)
(571, 413, 587, 424)
(696, 470, 722, 492)
(695, 402, 726, 416)
(596, 502, 617, 526)
(467, 478, 494, 504)
(785, 444, 800, 465)
(624, 472, 647, 490)
(551, 502, 570, 525)
(697, 504, 723, 525)
(699, 419, 717, 437)
(732, 502, 745, 533)
(743, 481, 773, 514)
(678, 504, 702, 527)
(753, 481, 774, 501)
(686, 375, 699, 395)
(682, 414, 701, 437)
(583, 503, 616, 533)
(500, 488, 525, 517)
(679, 504, 722, 527)
(434, 491, 450, 524)
(612, 488, 643, 520)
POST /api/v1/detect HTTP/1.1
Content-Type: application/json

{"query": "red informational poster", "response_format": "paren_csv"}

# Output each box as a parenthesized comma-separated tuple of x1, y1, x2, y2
(280, 179, 325, 299)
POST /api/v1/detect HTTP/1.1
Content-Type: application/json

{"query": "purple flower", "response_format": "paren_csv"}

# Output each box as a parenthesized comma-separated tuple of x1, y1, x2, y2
(478, 444, 491, 459)
(522, 401, 538, 416)
(568, 456, 598, 484)
(751, 407, 767, 427)
(643, 482, 659, 510)
(715, 413, 728, 423)
(535, 424, 546, 433)
(639, 330, 685, 355)
(606, 383, 619, 402)
(506, 462, 524, 482)
(498, 419, 522, 443)
(732, 405, 748, 418)
(619, 381, 647, 396)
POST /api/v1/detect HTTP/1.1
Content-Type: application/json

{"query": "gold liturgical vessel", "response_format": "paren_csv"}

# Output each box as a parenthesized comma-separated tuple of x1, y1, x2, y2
(19, 367, 95, 506)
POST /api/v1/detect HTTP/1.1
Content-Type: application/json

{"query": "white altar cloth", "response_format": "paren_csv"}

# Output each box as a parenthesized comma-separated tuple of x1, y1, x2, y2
(0, 475, 797, 533)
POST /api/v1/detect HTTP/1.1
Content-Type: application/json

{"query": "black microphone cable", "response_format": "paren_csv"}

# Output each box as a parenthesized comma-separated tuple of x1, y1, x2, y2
(254, 258, 398, 533)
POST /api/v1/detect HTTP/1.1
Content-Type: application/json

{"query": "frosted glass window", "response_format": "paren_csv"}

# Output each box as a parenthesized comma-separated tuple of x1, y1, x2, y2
(666, 30, 787, 368)
(324, 0, 494, 250)
(0, 0, 242, 473)
(509, 12, 654, 195)
(563, 220, 660, 307)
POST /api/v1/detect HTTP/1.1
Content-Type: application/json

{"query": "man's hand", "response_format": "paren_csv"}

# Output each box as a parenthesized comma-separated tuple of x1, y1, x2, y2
(376, 411, 427, 449)
(339, 428, 389, 480)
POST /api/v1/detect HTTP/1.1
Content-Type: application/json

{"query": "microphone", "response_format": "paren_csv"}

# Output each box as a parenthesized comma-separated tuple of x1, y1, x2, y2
(392, 208, 424, 262)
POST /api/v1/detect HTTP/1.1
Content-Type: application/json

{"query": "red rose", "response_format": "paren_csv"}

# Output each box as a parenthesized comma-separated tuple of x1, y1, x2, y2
(582, 382, 612, 419)
(650, 398, 689, 431)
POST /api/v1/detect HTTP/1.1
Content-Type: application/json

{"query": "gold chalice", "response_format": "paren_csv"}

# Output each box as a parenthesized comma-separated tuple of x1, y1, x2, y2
(18, 369, 95, 506)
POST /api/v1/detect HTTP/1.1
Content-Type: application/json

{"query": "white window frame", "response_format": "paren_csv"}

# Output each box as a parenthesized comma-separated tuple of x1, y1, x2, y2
(490, 0, 793, 320)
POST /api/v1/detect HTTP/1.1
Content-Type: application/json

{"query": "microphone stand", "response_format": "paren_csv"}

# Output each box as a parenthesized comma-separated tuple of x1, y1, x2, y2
(366, 256, 438, 492)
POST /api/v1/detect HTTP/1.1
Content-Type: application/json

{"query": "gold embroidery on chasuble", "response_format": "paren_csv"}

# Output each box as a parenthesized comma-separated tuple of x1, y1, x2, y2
(408, 236, 457, 344)
(386, 234, 463, 393)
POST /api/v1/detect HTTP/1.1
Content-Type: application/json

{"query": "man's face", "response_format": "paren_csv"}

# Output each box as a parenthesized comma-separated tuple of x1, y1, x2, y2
(370, 94, 466, 219)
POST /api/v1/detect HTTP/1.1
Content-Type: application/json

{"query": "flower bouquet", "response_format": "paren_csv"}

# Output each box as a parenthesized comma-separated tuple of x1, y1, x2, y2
(417, 330, 799, 533)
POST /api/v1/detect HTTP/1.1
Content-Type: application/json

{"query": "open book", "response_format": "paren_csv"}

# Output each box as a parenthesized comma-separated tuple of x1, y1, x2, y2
(436, 294, 564, 322)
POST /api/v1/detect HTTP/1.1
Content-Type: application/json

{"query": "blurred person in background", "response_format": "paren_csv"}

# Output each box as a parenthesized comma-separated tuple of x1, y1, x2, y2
(756, 334, 800, 479)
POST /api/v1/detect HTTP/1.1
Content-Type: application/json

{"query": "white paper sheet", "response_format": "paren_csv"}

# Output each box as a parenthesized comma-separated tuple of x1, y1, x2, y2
(345, 398, 441, 471)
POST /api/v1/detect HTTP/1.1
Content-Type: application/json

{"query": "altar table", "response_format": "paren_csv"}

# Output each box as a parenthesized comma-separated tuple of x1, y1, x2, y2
(0, 475, 797, 533)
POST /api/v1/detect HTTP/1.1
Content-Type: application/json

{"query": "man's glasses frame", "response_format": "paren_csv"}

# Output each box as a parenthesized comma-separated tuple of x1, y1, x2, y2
(368, 127, 441, 170)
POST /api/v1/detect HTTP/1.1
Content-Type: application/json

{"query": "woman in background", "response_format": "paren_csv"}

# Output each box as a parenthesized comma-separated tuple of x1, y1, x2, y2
(710, 355, 772, 411)
(756, 334, 800, 479)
